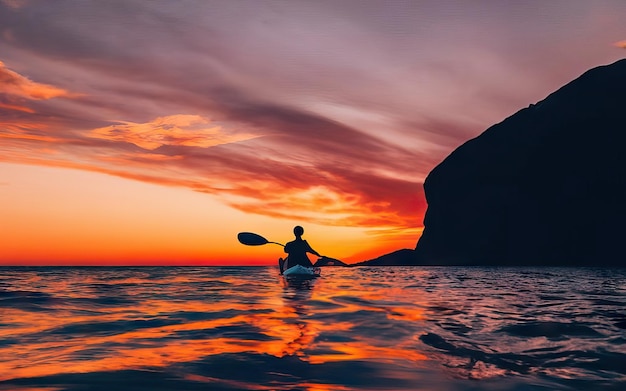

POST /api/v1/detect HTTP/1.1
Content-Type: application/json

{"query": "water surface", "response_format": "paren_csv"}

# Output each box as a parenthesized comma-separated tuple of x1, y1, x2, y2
(0, 266, 624, 390)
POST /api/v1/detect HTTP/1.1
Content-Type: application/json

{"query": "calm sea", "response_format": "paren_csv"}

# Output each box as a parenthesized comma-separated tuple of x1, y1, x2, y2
(0, 266, 624, 391)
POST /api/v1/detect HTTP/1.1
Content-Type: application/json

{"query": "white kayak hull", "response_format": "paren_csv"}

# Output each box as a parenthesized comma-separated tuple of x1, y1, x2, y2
(283, 264, 320, 278)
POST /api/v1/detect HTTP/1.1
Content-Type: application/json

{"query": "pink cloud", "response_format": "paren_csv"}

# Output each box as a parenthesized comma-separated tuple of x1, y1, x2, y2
(0, 60, 72, 100)
(0, 101, 34, 113)
(1, 0, 27, 10)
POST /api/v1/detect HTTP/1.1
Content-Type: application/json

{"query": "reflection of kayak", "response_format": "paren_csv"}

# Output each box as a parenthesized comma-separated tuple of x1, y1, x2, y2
(283, 264, 320, 278)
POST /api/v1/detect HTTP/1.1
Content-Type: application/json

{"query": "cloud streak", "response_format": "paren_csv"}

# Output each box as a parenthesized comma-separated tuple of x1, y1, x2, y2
(0, 0, 25, 10)
(0, 95, 425, 230)
(89, 115, 258, 150)
(0, 60, 71, 100)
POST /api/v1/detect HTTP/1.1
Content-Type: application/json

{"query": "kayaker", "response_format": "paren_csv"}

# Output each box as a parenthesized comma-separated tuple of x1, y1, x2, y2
(279, 226, 321, 273)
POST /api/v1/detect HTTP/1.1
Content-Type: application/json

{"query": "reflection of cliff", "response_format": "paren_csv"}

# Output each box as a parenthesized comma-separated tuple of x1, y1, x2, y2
(361, 59, 626, 267)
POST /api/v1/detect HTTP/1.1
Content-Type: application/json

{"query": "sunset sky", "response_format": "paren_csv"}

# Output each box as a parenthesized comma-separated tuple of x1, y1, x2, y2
(1, 1, 625, 265)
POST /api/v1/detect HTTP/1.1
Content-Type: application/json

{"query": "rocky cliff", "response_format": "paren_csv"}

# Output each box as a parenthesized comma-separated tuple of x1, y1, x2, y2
(414, 59, 626, 266)
(354, 249, 415, 266)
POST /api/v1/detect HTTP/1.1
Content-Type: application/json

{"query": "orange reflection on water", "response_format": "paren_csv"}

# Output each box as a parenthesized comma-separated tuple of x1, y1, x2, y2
(386, 306, 425, 322)
(0, 337, 261, 382)
(308, 342, 427, 365)
(0, 267, 433, 390)
(299, 384, 354, 391)
(0, 388, 64, 391)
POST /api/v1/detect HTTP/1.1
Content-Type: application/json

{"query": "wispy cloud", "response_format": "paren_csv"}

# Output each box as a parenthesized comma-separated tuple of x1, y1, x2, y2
(0, 109, 425, 231)
(615, 40, 626, 49)
(1, 0, 27, 10)
(0, 60, 71, 100)
(89, 115, 258, 150)
(0, 101, 34, 113)
(0, 97, 425, 230)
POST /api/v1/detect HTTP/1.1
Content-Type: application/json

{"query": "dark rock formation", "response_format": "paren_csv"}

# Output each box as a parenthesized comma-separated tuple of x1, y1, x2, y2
(414, 58, 626, 266)
(354, 249, 415, 266)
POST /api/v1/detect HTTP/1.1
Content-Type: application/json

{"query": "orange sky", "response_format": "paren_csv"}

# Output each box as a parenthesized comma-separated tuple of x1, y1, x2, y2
(1, 1, 624, 265)
(1, 162, 420, 265)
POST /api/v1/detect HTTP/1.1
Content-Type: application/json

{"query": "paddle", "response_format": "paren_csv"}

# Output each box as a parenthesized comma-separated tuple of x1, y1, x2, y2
(237, 232, 284, 247)
(237, 231, 333, 274)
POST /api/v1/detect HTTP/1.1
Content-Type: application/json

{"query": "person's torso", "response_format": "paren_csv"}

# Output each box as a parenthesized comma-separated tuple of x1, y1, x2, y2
(285, 239, 312, 266)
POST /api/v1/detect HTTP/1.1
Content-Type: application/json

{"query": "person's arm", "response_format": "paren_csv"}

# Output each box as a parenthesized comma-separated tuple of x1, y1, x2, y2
(304, 240, 321, 257)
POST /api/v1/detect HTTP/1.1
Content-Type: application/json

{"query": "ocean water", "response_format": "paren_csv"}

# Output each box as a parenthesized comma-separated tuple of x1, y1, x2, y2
(0, 266, 624, 391)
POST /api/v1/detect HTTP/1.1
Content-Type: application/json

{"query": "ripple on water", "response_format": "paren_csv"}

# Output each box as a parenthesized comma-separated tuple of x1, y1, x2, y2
(0, 266, 624, 391)
(498, 321, 602, 339)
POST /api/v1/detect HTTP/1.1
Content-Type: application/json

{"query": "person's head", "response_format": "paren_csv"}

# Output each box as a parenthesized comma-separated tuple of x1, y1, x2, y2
(293, 225, 304, 237)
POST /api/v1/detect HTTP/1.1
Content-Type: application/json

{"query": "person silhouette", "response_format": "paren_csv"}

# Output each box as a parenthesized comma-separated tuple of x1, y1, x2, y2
(279, 226, 321, 274)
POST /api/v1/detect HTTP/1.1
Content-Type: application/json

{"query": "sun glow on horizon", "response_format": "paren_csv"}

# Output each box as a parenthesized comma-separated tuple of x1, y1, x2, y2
(0, 163, 418, 265)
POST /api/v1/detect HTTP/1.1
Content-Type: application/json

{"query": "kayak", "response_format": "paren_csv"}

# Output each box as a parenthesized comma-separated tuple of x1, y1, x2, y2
(282, 264, 320, 278)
